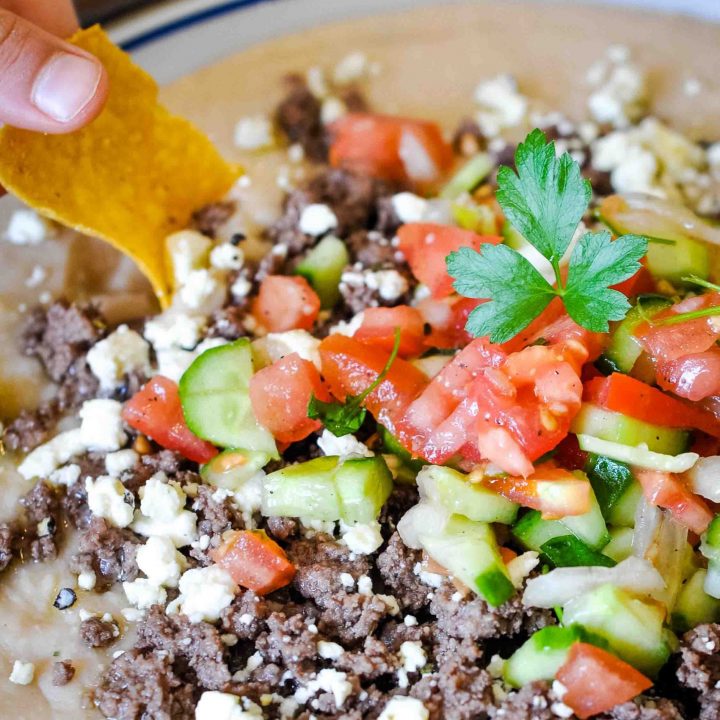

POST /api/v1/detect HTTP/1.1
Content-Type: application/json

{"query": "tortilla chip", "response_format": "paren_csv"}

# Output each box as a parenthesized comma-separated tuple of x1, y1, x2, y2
(0, 26, 240, 307)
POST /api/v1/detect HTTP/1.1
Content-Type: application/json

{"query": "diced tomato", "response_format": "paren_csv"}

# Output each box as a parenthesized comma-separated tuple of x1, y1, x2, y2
(211, 529, 295, 595)
(557, 643, 653, 719)
(584, 373, 720, 439)
(635, 292, 720, 363)
(122, 376, 218, 464)
(499, 546, 518, 565)
(611, 258, 655, 298)
(397, 223, 502, 298)
(554, 435, 589, 472)
(355, 306, 425, 358)
(656, 349, 720, 402)
(329, 112, 453, 184)
(501, 297, 566, 353)
(480, 465, 591, 519)
(635, 469, 713, 535)
(526, 313, 606, 371)
(417, 295, 481, 349)
(253, 275, 320, 332)
(249, 353, 331, 443)
(319, 334, 427, 434)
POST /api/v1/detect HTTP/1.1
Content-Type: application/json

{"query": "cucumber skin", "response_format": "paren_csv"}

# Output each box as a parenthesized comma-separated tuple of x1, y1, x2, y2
(585, 454, 641, 527)
(603, 526, 634, 563)
(295, 235, 349, 309)
(572, 404, 690, 456)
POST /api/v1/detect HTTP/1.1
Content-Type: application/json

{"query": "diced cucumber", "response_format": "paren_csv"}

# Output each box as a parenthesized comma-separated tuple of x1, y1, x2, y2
(440, 152, 492, 199)
(585, 454, 642, 527)
(540, 535, 615, 568)
(295, 235, 350, 309)
(559, 479, 610, 549)
(417, 465, 518, 525)
(646, 236, 710, 283)
(379, 425, 426, 475)
(179, 339, 278, 456)
(562, 583, 672, 676)
(261, 455, 393, 523)
(601, 296, 672, 374)
(512, 510, 567, 552)
(571, 404, 690, 455)
(418, 515, 514, 607)
(671, 569, 720, 632)
(503, 625, 586, 688)
(700, 517, 720, 599)
(335, 456, 394, 524)
(262, 456, 341, 520)
(451, 200, 497, 233)
(201, 449, 271, 491)
(577, 434, 699, 474)
(603, 526, 635, 563)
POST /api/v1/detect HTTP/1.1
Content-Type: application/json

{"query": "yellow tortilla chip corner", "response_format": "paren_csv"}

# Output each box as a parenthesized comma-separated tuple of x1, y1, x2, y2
(0, 26, 240, 308)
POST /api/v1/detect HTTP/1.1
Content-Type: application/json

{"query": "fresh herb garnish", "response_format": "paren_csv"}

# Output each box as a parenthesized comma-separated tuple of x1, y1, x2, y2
(655, 305, 720, 326)
(446, 129, 649, 343)
(308, 328, 401, 437)
(682, 275, 720, 293)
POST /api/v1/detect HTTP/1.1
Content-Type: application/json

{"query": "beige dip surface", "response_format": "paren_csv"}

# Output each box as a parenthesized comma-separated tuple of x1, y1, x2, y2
(0, 2, 718, 716)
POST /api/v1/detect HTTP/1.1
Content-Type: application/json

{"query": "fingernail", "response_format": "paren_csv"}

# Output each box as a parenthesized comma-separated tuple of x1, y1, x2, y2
(32, 52, 102, 123)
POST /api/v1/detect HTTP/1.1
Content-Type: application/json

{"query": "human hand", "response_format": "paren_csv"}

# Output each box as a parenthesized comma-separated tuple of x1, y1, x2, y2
(0, 0, 108, 133)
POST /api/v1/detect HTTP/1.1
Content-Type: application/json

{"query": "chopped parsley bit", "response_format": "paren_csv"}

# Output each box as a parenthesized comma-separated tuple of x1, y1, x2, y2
(308, 328, 401, 437)
(447, 129, 648, 343)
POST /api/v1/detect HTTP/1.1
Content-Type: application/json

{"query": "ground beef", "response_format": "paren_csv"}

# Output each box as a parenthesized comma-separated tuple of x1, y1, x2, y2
(80, 616, 118, 648)
(265, 515, 298, 541)
(93, 648, 196, 720)
(71, 516, 139, 591)
(344, 229, 399, 268)
(205, 305, 249, 341)
(192, 201, 236, 238)
(676, 623, 720, 720)
(3, 400, 61, 453)
(335, 636, 397, 680)
(137, 606, 232, 691)
(21, 301, 104, 408)
(255, 611, 320, 675)
(61, 478, 92, 529)
(20, 480, 62, 562)
(492, 681, 558, 719)
(319, 592, 390, 646)
(220, 590, 273, 641)
(52, 660, 76, 686)
(275, 74, 327, 162)
(140, 449, 188, 477)
(430, 582, 555, 641)
(376, 532, 428, 612)
(0, 522, 17, 573)
(452, 117, 487, 157)
(601, 698, 686, 720)
(193, 485, 245, 538)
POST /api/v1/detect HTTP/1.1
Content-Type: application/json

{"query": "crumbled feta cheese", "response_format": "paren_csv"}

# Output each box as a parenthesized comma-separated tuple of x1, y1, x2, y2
(301, 519, 336, 538)
(391, 192, 428, 223)
(329, 311, 364, 337)
(339, 572, 355, 588)
(131, 473, 198, 547)
(310, 669, 353, 708)
(377, 594, 400, 616)
(340, 520, 384, 555)
(85, 475, 134, 528)
(210, 243, 245, 271)
(77, 570, 96, 590)
(231, 274, 253, 299)
(321, 97, 347, 125)
(48, 463, 81, 487)
(229, 472, 264, 527)
(400, 641, 426, 674)
(105, 449, 138, 477)
(87, 325, 151, 391)
(178, 566, 237, 623)
(413, 562, 444, 588)
(234, 115, 274, 151)
(333, 51, 369, 84)
(357, 575, 373, 596)
(136, 535, 187, 588)
(474, 75, 528, 138)
(5, 209, 48, 245)
(317, 429, 373, 459)
(154, 337, 227, 384)
(592, 131, 660, 195)
(364, 269, 409, 302)
(179, 268, 220, 310)
(167, 230, 212, 287)
(144, 312, 206, 351)
(196, 691, 263, 720)
(25, 264, 46, 288)
(318, 641, 345, 660)
(403, 615, 418, 627)
(19, 428, 85, 479)
(80, 399, 127, 452)
(299, 204, 338, 236)
(586, 46, 647, 128)
(551, 701, 575, 718)
(8, 660, 35, 685)
(262, 329, 321, 369)
(123, 578, 167, 610)
(378, 696, 429, 720)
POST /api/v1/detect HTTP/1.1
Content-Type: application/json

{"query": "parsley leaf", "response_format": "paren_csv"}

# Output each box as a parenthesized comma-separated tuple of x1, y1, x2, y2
(308, 328, 401, 437)
(447, 129, 649, 343)
(564, 230, 648, 332)
(496, 128, 591, 276)
(447, 244, 556, 343)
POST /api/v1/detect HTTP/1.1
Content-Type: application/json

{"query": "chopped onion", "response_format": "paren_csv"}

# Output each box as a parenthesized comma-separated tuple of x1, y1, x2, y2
(399, 129, 438, 182)
(652, 513, 688, 609)
(523, 556, 665, 608)
(397, 501, 448, 550)
(704, 561, 720, 599)
(632, 496, 661, 559)
(686, 456, 720, 502)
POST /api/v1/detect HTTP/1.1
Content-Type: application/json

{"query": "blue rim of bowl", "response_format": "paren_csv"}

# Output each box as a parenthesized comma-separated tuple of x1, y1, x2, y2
(119, 0, 275, 51)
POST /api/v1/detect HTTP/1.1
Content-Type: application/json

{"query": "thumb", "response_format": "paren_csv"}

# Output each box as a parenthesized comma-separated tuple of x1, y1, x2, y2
(0, 9, 108, 133)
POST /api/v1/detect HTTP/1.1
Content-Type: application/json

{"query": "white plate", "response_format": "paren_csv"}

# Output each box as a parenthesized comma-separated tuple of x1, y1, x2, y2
(114, 0, 720, 83)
